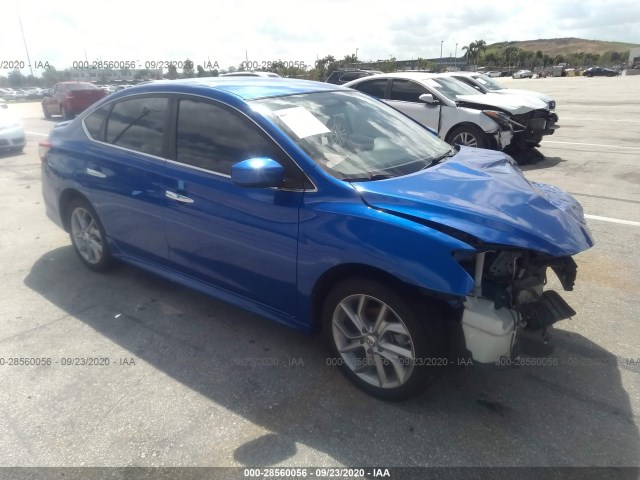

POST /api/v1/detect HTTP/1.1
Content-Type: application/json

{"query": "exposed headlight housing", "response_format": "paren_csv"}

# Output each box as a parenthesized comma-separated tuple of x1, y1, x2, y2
(548, 100, 556, 110)
(482, 110, 512, 127)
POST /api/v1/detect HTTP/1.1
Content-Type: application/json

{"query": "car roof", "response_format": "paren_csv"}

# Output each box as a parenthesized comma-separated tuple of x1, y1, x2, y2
(220, 71, 281, 78)
(348, 72, 468, 82)
(121, 77, 344, 101)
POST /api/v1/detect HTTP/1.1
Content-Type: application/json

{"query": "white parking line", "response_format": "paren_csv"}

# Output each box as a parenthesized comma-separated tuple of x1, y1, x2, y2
(26, 131, 49, 137)
(585, 214, 640, 227)
(543, 140, 640, 150)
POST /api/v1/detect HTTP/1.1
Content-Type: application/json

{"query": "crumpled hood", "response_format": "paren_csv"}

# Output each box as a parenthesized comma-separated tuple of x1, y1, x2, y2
(457, 92, 548, 114)
(354, 147, 594, 257)
(496, 88, 553, 105)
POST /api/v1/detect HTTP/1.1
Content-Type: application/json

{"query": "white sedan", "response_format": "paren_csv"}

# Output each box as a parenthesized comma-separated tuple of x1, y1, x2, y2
(512, 70, 533, 79)
(0, 107, 26, 154)
(344, 72, 552, 151)
(439, 71, 556, 110)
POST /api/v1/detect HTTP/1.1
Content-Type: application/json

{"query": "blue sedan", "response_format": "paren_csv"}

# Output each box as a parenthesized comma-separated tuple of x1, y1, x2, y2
(40, 78, 593, 400)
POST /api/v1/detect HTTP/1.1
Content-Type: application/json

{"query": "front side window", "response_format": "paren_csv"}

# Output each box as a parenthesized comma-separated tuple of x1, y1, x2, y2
(389, 79, 428, 102)
(175, 98, 306, 187)
(105, 96, 168, 157)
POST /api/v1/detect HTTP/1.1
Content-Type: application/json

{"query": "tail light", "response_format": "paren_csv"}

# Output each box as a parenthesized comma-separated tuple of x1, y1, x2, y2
(38, 140, 52, 162)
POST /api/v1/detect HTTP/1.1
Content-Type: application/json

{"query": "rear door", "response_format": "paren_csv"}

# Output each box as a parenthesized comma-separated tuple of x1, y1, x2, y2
(81, 94, 170, 263)
(161, 95, 307, 317)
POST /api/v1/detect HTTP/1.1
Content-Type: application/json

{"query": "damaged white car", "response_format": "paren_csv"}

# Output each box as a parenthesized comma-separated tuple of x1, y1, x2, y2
(345, 72, 558, 154)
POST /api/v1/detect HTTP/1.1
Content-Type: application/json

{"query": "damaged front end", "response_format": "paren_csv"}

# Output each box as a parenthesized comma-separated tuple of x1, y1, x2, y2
(510, 108, 559, 149)
(456, 248, 578, 363)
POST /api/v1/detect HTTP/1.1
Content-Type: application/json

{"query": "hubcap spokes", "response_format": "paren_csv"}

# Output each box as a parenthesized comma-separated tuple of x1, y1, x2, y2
(453, 132, 477, 148)
(332, 294, 415, 388)
(71, 208, 102, 264)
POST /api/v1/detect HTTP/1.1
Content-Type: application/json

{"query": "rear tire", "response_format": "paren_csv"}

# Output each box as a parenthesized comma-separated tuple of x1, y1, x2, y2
(61, 104, 71, 120)
(446, 125, 488, 149)
(323, 278, 446, 400)
(67, 198, 113, 272)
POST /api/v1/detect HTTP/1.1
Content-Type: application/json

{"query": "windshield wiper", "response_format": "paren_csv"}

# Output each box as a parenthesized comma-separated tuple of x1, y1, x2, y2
(346, 174, 394, 182)
(429, 149, 457, 166)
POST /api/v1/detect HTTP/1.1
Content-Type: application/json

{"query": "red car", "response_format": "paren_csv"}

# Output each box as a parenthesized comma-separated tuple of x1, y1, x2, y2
(42, 82, 106, 120)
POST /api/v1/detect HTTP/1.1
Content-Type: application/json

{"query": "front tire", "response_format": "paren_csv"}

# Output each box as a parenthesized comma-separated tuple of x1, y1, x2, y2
(67, 198, 113, 272)
(42, 104, 51, 119)
(323, 278, 446, 400)
(446, 125, 487, 149)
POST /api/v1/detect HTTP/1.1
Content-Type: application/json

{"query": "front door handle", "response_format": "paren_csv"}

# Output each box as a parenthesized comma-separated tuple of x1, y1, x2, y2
(165, 190, 194, 204)
(86, 168, 106, 178)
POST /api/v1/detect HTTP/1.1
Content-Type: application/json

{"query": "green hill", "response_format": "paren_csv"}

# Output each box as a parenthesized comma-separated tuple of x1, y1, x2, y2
(486, 37, 639, 57)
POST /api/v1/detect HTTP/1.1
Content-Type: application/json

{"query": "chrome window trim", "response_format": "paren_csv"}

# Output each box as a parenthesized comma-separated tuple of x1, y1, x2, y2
(81, 90, 318, 193)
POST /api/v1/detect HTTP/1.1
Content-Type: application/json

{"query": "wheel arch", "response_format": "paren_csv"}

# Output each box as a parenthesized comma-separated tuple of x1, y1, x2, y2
(309, 263, 450, 334)
(444, 121, 493, 145)
(59, 188, 90, 232)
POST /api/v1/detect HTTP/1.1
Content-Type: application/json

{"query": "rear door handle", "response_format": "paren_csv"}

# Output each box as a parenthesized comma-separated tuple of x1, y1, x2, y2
(86, 168, 106, 178)
(165, 190, 194, 204)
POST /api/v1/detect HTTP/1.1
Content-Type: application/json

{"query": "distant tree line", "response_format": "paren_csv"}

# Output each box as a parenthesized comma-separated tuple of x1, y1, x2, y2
(0, 46, 632, 88)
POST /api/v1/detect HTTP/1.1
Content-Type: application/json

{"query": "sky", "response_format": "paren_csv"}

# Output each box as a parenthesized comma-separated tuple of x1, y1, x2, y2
(1, 0, 639, 77)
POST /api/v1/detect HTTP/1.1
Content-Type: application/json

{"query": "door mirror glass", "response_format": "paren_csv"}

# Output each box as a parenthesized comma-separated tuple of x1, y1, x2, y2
(231, 158, 285, 188)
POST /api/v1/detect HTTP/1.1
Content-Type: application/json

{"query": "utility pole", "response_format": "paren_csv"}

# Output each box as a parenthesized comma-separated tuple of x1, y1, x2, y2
(17, 8, 34, 77)
(440, 41, 443, 72)
(454, 43, 458, 69)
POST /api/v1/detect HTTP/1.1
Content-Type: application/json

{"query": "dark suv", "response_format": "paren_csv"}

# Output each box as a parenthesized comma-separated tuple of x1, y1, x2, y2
(325, 69, 382, 85)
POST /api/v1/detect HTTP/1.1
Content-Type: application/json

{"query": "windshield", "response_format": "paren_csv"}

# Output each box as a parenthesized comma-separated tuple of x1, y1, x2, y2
(471, 74, 504, 91)
(252, 90, 452, 181)
(423, 77, 481, 101)
(68, 83, 99, 91)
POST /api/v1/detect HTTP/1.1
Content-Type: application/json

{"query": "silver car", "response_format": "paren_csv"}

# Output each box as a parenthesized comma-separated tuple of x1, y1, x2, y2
(345, 72, 552, 151)
(440, 71, 556, 111)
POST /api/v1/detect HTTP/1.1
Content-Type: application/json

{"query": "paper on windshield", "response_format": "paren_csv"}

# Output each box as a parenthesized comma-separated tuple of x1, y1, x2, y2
(274, 107, 331, 139)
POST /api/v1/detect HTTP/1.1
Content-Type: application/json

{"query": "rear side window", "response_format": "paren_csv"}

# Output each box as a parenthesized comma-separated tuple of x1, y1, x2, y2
(84, 105, 110, 141)
(389, 79, 427, 102)
(105, 97, 168, 157)
(353, 79, 387, 98)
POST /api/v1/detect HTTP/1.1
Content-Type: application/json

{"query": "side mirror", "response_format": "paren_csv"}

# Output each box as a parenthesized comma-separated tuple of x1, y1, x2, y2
(418, 93, 437, 104)
(231, 158, 285, 188)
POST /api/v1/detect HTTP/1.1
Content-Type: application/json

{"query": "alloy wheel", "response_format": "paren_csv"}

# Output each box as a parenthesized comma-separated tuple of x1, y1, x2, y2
(332, 294, 416, 389)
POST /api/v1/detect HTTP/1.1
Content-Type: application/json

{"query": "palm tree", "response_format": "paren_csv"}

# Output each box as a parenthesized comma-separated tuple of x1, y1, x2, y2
(462, 42, 477, 67)
(475, 39, 487, 66)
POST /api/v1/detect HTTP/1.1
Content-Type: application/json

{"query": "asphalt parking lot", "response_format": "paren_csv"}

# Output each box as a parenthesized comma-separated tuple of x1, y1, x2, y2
(0, 76, 638, 470)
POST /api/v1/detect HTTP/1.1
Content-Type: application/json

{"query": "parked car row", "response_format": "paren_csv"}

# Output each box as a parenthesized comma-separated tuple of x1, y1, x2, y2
(39, 77, 592, 399)
(0, 87, 46, 100)
(343, 71, 557, 156)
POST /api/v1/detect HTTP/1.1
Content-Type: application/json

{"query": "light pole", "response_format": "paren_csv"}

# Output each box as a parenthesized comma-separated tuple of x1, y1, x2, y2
(355, 48, 359, 68)
(454, 43, 458, 68)
(440, 41, 443, 72)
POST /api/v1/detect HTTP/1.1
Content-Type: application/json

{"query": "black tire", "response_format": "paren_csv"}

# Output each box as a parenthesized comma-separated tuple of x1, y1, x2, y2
(67, 198, 113, 272)
(61, 104, 71, 120)
(446, 125, 488, 149)
(42, 104, 51, 119)
(323, 278, 446, 401)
